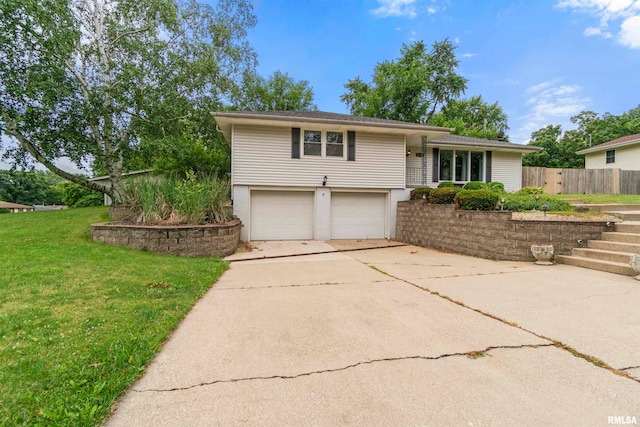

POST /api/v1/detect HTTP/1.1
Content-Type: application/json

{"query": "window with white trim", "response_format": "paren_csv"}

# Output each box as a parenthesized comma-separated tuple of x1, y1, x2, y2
(303, 130, 321, 156)
(439, 149, 485, 182)
(302, 130, 345, 158)
(326, 131, 344, 157)
(606, 149, 615, 164)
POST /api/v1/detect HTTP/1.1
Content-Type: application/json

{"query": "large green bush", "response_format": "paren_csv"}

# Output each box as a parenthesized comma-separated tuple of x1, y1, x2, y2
(462, 181, 487, 190)
(437, 181, 455, 188)
(486, 182, 505, 193)
(455, 189, 500, 211)
(118, 172, 232, 224)
(410, 187, 433, 200)
(502, 194, 571, 212)
(429, 187, 462, 204)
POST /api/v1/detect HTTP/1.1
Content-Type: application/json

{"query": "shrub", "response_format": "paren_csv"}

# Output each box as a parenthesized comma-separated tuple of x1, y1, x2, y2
(0, 208, 9, 214)
(410, 187, 433, 200)
(56, 181, 104, 208)
(462, 181, 487, 190)
(516, 186, 546, 195)
(486, 182, 505, 193)
(429, 187, 461, 204)
(117, 172, 232, 224)
(437, 181, 455, 188)
(455, 189, 500, 211)
(502, 194, 571, 212)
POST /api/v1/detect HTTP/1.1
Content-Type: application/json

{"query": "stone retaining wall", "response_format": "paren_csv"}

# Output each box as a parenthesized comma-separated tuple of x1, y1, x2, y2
(396, 201, 609, 262)
(91, 220, 241, 257)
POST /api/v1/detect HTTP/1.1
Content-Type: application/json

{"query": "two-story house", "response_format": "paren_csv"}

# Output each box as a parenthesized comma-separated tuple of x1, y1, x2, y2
(212, 111, 538, 241)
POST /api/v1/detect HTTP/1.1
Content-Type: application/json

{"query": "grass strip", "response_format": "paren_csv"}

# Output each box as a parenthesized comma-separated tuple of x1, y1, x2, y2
(0, 207, 227, 426)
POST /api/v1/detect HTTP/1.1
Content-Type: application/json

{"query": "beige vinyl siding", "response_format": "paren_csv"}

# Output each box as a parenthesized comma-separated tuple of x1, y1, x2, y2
(232, 124, 405, 188)
(491, 151, 522, 192)
(585, 143, 640, 170)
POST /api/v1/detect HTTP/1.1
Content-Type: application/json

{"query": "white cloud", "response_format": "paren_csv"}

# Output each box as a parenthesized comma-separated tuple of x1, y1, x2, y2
(584, 26, 613, 37)
(453, 37, 460, 43)
(518, 81, 591, 136)
(371, 0, 418, 18)
(461, 52, 477, 58)
(619, 15, 640, 47)
(556, 0, 640, 49)
(427, 6, 437, 14)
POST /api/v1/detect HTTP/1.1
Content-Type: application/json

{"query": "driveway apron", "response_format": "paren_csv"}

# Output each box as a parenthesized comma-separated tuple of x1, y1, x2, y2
(106, 246, 640, 426)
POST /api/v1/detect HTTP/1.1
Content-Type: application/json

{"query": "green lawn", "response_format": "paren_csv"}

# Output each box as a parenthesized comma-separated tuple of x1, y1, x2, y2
(0, 207, 228, 426)
(557, 194, 640, 204)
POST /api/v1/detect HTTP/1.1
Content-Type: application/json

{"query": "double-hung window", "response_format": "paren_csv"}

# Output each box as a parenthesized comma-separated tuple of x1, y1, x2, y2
(326, 132, 344, 157)
(303, 130, 322, 156)
(303, 130, 344, 158)
(606, 149, 615, 164)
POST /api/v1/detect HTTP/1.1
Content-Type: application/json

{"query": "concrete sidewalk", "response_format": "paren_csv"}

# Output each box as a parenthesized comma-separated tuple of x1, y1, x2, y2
(106, 245, 640, 426)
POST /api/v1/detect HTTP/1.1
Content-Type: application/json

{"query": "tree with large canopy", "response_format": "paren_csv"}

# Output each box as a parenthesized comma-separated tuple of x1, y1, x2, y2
(233, 70, 317, 112)
(340, 39, 468, 124)
(0, 0, 257, 203)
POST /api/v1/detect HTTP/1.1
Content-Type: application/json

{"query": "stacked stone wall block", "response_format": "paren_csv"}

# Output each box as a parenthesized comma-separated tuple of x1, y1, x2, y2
(90, 220, 241, 257)
(396, 201, 608, 262)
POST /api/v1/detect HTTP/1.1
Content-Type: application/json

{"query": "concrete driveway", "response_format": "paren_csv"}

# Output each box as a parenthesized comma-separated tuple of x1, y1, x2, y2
(106, 245, 640, 426)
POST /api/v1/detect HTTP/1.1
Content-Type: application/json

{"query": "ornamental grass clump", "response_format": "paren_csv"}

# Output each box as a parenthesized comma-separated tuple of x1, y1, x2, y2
(118, 172, 232, 224)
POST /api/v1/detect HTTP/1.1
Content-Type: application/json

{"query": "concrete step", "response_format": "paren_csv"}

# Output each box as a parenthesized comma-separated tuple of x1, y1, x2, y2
(588, 240, 640, 255)
(557, 255, 636, 277)
(602, 232, 640, 244)
(571, 248, 633, 263)
(605, 211, 640, 221)
(574, 204, 640, 212)
(614, 221, 640, 233)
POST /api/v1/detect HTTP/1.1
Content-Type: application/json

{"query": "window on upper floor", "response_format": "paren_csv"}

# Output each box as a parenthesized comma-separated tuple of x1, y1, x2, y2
(606, 149, 615, 164)
(303, 130, 322, 156)
(326, 131, 344, 157)
(303, 130, 344, 158)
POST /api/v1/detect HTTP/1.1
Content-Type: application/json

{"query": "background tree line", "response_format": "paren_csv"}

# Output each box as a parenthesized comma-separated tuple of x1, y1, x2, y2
(0, 0, 636, 204)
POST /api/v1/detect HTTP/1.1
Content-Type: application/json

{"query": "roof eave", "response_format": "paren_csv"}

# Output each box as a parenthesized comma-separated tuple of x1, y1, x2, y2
(211, 111, 453, 141)
(576, 138, 640, 154)
(430, 140, 542, 153)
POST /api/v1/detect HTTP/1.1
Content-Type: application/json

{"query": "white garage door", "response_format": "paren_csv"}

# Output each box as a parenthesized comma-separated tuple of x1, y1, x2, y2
(331, 192, 386, 239)
(251, 191, 314, 240)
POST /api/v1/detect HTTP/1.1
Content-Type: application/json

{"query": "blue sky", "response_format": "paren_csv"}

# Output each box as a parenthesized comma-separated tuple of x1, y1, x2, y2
(2, 0, 639, 172)
(248, 0, 640, 143)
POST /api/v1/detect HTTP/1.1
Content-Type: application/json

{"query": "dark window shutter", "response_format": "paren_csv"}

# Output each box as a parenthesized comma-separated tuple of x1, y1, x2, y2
(432, 148, 439, 183)
(291, 128, 300, 159)
(347, 131, 356, 161)
(485, 151, 492, 182)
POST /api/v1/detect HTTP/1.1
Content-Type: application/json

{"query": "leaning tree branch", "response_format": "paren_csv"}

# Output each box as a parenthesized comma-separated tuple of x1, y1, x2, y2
(1, 110, 112, 196)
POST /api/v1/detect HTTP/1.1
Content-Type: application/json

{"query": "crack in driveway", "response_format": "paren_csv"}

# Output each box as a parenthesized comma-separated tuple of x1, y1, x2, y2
(133, 343, 554, 393)
(211, 279, 396, 291)
(357, 260, 640, 384)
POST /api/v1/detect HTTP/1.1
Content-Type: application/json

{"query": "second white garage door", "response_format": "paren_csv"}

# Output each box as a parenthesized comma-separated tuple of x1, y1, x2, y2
(251, 191, 314, 240)
(331, 192, 386, 239)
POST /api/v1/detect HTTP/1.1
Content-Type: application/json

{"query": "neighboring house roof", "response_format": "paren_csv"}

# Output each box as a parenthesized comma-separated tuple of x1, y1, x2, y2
(576, 133, 640, 154)
(431, 134, 542, 152)
(89, 169, 154, 182)
(212, 110, 454, 141)
(0, 201, 34, 210)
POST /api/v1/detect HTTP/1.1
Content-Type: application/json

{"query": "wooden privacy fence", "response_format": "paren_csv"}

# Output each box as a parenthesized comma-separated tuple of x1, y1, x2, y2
(522, 167, 640, 194)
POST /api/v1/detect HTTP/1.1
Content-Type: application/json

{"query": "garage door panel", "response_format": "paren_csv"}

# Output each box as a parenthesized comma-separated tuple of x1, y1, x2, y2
(331, 192, 386, 239)
(251, 191, 314, 240)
